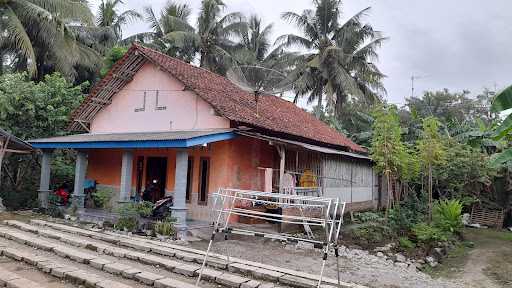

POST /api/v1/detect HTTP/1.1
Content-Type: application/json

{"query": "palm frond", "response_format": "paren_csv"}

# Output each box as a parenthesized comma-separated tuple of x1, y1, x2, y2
(2, 7, 37, 76)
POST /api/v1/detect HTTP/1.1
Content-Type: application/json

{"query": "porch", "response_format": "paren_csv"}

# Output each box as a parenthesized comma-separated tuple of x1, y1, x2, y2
(30, 129, 237, 234)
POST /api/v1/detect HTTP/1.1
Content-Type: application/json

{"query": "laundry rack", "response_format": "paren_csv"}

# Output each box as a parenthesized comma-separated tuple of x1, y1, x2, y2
(196, 188, 346, 288)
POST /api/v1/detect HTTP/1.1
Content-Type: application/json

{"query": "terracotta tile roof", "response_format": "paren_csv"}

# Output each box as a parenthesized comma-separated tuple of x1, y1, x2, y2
(71, 43, 365, 153)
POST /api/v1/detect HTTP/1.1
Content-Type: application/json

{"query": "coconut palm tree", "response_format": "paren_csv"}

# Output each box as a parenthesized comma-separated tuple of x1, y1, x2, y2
(96, 0, 142, 40)
(124, 1, 197, 62)
(0, 0, 98, 79)
(277, 0, 386, 117)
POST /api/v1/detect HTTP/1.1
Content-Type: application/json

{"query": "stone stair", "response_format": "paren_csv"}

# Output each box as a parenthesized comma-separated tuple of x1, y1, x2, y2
(0, 219, 367, 288)
(28, 219, 366, 288)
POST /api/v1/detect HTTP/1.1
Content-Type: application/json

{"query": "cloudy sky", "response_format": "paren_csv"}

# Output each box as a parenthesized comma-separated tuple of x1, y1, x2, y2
(89, 0, 512, 105)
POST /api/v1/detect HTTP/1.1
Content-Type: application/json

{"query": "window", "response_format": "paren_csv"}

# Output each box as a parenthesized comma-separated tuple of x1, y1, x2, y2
(198, 157, 210, 205)
(186, 157, 194, 203)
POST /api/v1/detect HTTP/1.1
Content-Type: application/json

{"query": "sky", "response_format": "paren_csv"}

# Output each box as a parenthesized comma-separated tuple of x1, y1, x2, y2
(89, 0, 512, 105)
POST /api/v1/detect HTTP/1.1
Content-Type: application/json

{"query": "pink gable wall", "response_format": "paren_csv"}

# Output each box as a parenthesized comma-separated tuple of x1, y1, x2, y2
(90, 62, 230, 133)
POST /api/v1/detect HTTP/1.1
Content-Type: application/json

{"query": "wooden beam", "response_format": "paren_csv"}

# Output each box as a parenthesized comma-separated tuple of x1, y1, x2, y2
(4, 149, 31, 154)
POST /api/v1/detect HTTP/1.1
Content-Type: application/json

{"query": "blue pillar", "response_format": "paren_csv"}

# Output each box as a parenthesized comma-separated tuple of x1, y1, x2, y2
(38, 150, 53, 209)
(172, 150, 188, 237)
(72, 150, 88, 210)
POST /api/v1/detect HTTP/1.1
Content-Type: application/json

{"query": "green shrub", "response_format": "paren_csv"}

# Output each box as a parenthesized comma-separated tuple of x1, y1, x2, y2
(353, 211, 384, 223)
(92, 187, 113, 209)
(136, 201, 154, 217)
(115, 202, 140, 232)
(412, 222, 449, 248)
(352, 222, 393, 245)
(433, 199, 463, 234)
(114, 216, 139, 232)
(154, 217, 176, 236)
(388, 192, 427, 235)
(399, 237, 415, 249)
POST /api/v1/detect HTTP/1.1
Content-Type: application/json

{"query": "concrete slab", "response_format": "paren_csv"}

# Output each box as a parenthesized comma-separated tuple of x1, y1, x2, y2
(6, 278, 42, 288)
(90, 257, 113, 269)
(121, 268, 143, 279)
(241, 280, 261, 288)
(197, 267, 224, 282)
(216, 272, 250, 288)
(51, 266, 79, 278)
(154, 277, 198, 288)
(135, 271, 165, 285)
(252, 268, 284, 282)
(173, 263, 199, 277)
(96, 279, 134, 288)
(0, 269, 20, 286)
(103, 262, 133, 275)
(279, 275, 318, 288)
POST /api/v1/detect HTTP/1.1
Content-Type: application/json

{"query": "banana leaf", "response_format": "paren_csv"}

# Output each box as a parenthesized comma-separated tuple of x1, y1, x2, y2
(491, 84, 512, 112)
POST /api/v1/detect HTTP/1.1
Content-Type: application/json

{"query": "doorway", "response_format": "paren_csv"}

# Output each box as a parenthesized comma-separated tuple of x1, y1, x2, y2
(145, 157, 168, 202)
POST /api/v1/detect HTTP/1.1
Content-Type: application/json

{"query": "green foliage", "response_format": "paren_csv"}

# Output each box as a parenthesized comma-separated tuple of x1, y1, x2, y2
(154, 217, 177, 236)
(370, 105, 411, 179)
(388, 193, 427, 234)
(433, 199, 463, 234)
(417, 117, 446, 169)
(434, 139, 496, 198)
(100, 46, 128, 77)
(115, 202, 142, 232)
(399, 237, 415, 249)
(0, 73, 86, 209)
(137, 201, 155, 217)
(351, 214, 393, 245)
(412, 222, 449, 247)
(92, 187, 113, 209)
(353, 211, 384, 223)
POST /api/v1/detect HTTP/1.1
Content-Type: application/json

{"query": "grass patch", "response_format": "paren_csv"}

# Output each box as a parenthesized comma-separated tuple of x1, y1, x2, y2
(426, 242, 472, 278)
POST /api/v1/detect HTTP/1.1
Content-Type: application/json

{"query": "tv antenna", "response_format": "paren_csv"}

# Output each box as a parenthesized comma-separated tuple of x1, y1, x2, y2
(227, 65, 293, 116)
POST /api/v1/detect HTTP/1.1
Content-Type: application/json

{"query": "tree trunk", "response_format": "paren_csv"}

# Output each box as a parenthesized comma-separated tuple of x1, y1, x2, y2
(428, 163, 433, 222)
(334, 92, 348, 117)
(315, 93, 323, 119)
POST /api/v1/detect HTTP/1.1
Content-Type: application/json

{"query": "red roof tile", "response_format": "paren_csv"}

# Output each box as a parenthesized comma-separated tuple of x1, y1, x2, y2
(72, 44, 366, 153)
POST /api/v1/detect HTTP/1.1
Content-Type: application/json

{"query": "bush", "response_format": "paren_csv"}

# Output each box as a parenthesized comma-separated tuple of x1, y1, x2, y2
(136, 201, 155, 217)
(154, 217, 176, 237)
(115, 203, 140, 232)
(388, 192, 427, 235)
(92, 187, 113, 209)
(114, 216, 139, 232)
(433, 199, 463, 234)
(353, 211, 384, 223)
(399, 237, 415, 249)
(412, 222, 449, 248)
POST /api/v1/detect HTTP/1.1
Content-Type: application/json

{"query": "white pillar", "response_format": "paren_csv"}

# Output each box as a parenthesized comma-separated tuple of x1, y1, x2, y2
(119, 150, 134, 202)
(38, 150, 53, 209)
(172, 150, 188, 237)
(72, 150, 88, 210)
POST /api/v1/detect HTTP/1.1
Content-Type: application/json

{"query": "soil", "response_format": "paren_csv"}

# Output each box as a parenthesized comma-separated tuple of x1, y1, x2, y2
(429, 228, 512, 288)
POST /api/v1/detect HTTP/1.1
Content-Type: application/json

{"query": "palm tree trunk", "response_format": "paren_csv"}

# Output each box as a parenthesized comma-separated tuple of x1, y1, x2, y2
(335, 92, 347, 117)
(315, 92, 323, 118)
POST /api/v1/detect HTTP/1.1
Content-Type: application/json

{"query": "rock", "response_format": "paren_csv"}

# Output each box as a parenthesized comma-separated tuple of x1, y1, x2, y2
(394, 253, 406, 263)
(432, 247, 445, 261)
(425, 256, 438, 267)
(416, 259, 426, 264)
(462, 213, 470, 225)
(376, 252, 385, 258)
(296, 241, 314, 250)
(395, 262, 408, 269)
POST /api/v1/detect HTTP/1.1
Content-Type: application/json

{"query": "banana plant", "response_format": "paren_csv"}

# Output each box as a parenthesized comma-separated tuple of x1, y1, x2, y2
(490, 85, 512, 166)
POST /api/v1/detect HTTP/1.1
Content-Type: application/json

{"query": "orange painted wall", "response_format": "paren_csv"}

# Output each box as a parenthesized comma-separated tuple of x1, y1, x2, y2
(85, 136, 276, 200)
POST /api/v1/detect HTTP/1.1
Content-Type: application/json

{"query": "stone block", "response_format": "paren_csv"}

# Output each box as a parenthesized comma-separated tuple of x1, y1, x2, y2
(216, 272, 250, 288)
(51, 266, 78, 278)
(0, 270, 20, 286)
(90, 258, 113, 269)
(135, 271, 165, 285)
(6, 278, 41, 288)
(96, 280, 133, 288)
(197, 267, 223, 282)
(154, 277, 198, 288)
(252, 268, 284, 282)
(242, 280, 261, 288)
(151, 246, 177, 257)
(173, 263, 199, 276)
(279, 275, 318, 288)
(121, 268, 142, 279)
(103, 262, 132, 275)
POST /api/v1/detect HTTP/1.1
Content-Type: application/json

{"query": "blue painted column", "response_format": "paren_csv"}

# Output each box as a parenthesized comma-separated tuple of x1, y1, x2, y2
(72, 150, 88, 210)
(172, 150, 188, 237)
(38, 149, 53, 209)
(119, 150, 134, 202)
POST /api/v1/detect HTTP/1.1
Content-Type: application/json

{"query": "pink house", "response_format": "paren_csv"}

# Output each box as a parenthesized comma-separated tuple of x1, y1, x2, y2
(30, 44, 380, 231)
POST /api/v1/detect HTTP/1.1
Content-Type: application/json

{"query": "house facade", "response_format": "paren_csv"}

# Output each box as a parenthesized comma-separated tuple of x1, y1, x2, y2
(30, 44, 380, 232)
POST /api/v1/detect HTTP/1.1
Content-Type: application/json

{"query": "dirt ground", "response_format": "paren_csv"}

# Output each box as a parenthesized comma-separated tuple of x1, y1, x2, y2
(429, 228, 512, 288)
(0, 256, 76, 287)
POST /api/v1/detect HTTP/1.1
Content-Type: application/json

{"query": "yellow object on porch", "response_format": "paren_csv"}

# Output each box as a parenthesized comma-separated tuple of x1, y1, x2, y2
(299, 169, 317, 187)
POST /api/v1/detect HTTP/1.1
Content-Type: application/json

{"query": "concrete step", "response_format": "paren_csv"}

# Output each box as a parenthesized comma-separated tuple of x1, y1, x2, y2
(26, 219, 358, 288)
(0, 223, 252, 288)
(0, 239, 136, 288)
